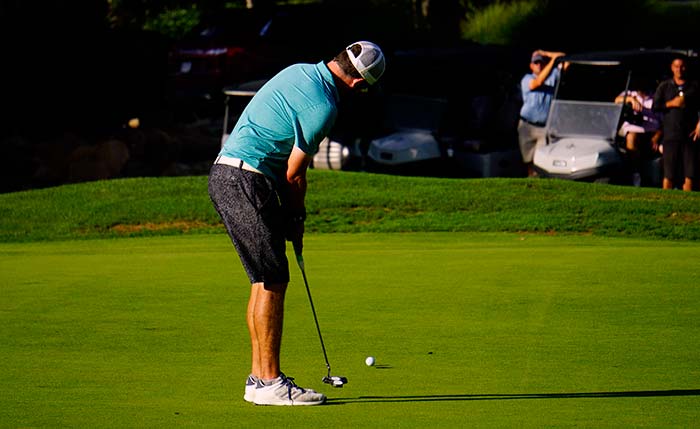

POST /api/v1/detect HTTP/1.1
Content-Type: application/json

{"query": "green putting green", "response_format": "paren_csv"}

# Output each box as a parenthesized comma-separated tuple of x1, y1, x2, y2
(1, 232, 698, 427)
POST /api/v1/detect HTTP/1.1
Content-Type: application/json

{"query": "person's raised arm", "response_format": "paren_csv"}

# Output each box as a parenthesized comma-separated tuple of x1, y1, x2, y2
(529, 51, 565, 91)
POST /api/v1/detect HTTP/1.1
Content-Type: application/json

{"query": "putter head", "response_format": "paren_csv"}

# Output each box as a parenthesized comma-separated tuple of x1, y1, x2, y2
(322, 375, 348, 388)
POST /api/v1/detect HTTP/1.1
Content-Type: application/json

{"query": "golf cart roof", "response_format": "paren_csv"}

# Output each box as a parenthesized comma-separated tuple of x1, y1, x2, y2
(554, 48, 700, 102)
(558, 48, 698, 68)
(222, 79, 268, 97)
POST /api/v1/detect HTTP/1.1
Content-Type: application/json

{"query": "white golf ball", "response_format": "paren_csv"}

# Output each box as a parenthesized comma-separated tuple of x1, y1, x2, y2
(365, 356, 375, 366)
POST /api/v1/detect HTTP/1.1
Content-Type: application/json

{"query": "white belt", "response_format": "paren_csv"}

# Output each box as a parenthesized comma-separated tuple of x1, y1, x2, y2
(215, 155, 263, 174)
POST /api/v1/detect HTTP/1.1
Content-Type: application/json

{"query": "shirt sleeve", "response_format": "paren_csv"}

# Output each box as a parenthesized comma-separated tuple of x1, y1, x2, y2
(521, 75, 533, 96)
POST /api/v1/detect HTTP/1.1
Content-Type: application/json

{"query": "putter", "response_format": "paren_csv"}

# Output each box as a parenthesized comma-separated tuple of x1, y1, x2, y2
(294, 242, 348, 388)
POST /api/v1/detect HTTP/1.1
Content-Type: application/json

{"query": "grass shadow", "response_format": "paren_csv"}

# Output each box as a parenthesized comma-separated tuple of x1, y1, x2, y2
(328, 389, 700, 404)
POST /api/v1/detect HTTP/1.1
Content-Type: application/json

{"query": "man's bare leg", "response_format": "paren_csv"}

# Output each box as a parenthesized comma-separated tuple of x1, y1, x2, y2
(248, 278, 327, 406)
(248, 282, 286, 380)
(683, 177, 694, 192)
(247, 284, 260, 377)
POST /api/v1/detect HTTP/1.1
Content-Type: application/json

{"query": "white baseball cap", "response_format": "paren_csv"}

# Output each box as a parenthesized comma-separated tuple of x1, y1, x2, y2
(346, 41, 385, 85)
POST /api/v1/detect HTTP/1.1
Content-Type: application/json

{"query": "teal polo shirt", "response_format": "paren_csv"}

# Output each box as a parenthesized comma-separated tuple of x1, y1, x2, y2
(220, 61, 339, 184)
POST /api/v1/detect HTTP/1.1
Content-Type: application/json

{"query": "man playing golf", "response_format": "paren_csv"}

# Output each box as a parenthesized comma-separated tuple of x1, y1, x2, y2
(208, 41, 385, 406)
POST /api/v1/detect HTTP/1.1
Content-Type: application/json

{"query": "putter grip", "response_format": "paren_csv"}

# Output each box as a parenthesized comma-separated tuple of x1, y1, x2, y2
(293, 240, 304, 270)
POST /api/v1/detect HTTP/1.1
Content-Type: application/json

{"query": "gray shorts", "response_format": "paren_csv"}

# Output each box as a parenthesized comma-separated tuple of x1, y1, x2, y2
(208, 163, 289, 285)
(517, 119, 546, 163)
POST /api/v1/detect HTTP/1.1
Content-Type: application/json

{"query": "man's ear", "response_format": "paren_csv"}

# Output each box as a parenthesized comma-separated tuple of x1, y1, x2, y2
(349, 78, 370, 92)
(349, 78, 366, 88)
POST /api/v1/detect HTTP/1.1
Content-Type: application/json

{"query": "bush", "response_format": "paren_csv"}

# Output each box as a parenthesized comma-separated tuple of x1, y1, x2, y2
(461, 0, 700, 50)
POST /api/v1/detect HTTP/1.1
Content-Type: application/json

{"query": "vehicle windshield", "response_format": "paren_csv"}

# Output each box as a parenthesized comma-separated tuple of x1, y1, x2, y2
(547, 62, 629, 140)
(547, 100, 623, 140)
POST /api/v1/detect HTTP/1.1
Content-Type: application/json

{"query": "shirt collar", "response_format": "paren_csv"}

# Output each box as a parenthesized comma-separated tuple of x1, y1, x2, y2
(316, 61, 339, 103)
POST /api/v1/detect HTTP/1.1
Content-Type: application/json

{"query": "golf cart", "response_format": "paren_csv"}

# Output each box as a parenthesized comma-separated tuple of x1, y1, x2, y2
(533, 48, 697, 185)
(365, 44, 528, 178)
(366, 94, 449, 174)
(366, 91, 525, 178)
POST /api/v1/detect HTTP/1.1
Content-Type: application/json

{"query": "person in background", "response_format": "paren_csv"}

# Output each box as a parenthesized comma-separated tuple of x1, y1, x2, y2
(518, 49, 566, 177)
(208, 41, 385, 406)
(653, 56, 700, 191)
(614, 87, 663, 187)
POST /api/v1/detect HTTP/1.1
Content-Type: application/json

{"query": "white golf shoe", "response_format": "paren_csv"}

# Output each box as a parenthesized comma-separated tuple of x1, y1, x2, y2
(244, 374, 257, 403)
(253, 373, 326, 406)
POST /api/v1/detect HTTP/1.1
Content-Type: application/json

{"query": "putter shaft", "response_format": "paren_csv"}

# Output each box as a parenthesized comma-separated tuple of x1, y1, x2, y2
(295, 251, 332, 376)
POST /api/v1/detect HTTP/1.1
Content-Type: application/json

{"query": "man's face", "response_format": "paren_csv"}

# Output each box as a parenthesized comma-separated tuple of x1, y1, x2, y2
(671, 59, 686, 80)
(530, 59, 545, 75)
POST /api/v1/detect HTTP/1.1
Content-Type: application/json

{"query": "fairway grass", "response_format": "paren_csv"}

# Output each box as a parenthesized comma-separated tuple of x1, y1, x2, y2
(1, 233, 699, 428)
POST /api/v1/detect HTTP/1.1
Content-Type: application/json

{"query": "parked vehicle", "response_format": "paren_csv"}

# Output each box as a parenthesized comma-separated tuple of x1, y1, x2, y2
(367, 94, 447, 172)
(365, 44, 527, 178)
(533, 48, 698, 185)
(167, 9, 273, 122)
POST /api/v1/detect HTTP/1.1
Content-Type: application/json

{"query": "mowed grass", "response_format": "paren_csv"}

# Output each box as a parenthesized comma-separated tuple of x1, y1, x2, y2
(2, 171, 700, 242)
(1, 232, 699, 428)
